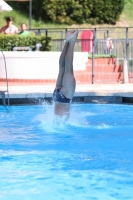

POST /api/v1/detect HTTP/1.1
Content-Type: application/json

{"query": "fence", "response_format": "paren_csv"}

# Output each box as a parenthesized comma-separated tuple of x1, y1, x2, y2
(29, 27, 133, 83)
(35, 28, 133, 83)
(30, 27, 133, 38)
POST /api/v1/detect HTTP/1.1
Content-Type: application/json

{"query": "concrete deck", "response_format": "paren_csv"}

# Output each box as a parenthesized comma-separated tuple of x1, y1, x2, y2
(0, 82, 133, 104)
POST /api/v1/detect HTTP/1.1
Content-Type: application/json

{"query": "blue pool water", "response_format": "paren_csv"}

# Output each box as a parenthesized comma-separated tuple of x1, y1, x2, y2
(0, 103, 133, 200)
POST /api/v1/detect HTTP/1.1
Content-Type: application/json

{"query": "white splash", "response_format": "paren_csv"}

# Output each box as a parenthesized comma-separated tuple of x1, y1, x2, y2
(34, 103, 98, 133)
(97, 123, 112, 129)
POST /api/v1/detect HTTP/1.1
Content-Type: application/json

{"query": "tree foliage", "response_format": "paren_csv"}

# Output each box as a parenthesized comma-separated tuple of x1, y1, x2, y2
(18, 0, 125, 25)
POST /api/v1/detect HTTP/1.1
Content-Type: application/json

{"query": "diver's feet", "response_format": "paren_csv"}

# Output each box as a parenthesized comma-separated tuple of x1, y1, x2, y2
(66, 29, 78, 43)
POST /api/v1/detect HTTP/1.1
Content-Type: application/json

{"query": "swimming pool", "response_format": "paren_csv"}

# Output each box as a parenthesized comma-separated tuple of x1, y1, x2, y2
(0, 103, 133, 200)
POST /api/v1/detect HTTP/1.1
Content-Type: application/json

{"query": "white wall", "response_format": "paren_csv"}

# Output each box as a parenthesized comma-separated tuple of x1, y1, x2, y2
(0, 51, 88, 79)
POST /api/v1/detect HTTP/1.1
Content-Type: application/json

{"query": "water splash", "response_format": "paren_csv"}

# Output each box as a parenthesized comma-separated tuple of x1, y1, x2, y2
(97, 123, 112, 129)
(34, 103, 105, 133)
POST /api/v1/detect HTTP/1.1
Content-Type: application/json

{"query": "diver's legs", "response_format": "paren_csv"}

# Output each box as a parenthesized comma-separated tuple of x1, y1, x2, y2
(55, 42, 69, 88)
(60, 30, 78, 99)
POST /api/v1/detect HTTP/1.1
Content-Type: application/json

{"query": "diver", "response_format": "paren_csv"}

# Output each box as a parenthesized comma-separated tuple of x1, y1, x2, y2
(53, 29, 78, 120)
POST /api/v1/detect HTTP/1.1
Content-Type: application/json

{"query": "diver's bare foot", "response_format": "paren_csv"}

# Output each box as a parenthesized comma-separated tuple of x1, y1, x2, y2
(66, 29, 78, 42)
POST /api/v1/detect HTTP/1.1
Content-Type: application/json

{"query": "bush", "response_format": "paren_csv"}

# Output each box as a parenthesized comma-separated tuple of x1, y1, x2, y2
(15, 0, 125, 25)
(0, 35, 51, 51)
(88, 54, 116, 58)
(37, 0, 125, 25)
(89, 0, 125, 25)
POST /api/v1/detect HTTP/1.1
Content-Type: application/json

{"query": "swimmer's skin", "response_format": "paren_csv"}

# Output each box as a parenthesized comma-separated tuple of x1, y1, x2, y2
(54, 102, 70, 119)
(53, 29, 78, 119)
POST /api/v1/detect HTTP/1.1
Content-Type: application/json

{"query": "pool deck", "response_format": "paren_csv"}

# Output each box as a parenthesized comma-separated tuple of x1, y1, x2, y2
(0, 82, 133, 104)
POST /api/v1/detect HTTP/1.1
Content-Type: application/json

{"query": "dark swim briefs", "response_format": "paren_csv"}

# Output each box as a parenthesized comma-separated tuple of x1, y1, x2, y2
(53, 88, 71, 103)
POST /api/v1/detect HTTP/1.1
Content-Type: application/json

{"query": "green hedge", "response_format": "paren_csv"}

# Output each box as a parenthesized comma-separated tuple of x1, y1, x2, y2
(88, 54, 116, 58)
(0, 35, 51, 51)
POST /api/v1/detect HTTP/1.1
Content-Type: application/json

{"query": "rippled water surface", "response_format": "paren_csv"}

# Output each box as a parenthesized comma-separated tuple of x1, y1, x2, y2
(0, 103, 133, 200)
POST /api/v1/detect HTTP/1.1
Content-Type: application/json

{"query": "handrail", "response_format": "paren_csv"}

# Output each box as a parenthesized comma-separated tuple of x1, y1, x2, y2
(0, 51, 10, 107)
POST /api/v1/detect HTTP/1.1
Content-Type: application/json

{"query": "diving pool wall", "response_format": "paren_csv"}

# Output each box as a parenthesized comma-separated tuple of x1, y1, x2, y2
(0, 51, 88, 82)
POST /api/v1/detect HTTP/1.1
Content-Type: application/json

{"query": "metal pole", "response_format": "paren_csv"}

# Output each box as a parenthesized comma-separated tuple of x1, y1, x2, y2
(123, 59, 129, 83)
(123, 28, 129, 84)
(92, 28, 96, 84)
(126, 27, 129, 61)
(29, 0, 32, 29)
